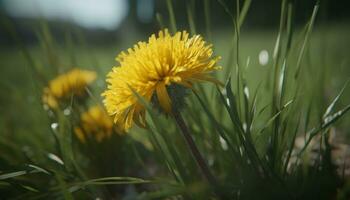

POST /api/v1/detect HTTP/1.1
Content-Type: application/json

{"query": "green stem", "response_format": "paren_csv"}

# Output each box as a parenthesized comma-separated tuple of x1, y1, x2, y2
(171, 108, 219, 194)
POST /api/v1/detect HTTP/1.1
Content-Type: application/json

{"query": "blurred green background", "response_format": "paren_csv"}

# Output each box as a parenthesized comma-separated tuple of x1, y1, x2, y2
(1, 0, 349, 142)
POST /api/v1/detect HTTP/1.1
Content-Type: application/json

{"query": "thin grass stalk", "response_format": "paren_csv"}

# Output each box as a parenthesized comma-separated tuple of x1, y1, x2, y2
(294, 3, 319, 79)
(270, 0, 287, 171)
(204, 0, 211, 40)
(236, 0, 240, 30)
(186, 0, 196, 35)
(298, 104, 350, 155)
(156, 13, 165, 30)
(273, 2, 295, 173)
(282, 115, 300, 177)
(146, 117, 190, 185)
(165, 0, 177, 33)
(279, 2, 294, 107)
(238, 0, 251, 27)
(171, 108, 219, 196)
(234, 0, 242, 119)
(194, 91, 240, 162)
(157, 125, 194, 185)
(55, 173, 74, 200)
(270, 0, 287, 100)
(147, 125, 182, 183)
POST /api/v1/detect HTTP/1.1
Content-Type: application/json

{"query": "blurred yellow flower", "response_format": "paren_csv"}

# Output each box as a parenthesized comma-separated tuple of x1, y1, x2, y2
(102, 29, 221, 130)
(74, 105, 120, 143)
(42, 68, 96, 109)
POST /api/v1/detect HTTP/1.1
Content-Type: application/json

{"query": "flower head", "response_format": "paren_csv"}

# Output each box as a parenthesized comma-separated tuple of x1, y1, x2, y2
(42, 68, 96, 109)
(102, 29, 221, 130)
(74, 105, 120, 143)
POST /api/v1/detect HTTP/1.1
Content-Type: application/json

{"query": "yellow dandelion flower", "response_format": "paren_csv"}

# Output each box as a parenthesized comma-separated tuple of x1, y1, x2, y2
(42, 68, 96, 109)
(102, 29, 221, 130)
(74, 105, 120, 143)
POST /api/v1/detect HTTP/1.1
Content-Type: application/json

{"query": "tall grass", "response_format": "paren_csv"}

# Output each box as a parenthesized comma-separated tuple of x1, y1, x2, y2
(0, 0, 350, 199)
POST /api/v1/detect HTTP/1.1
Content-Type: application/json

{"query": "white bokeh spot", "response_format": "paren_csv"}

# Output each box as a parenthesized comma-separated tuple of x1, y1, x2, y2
(259, 50, 269, 66)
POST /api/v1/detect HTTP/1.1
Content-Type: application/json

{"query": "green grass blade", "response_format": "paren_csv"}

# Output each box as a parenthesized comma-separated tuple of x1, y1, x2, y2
(282, 116, 300, 176)
(129, 86, 191, 186)
(323, 79, 349, 118)
(27, 164, 51, 175)
(82, 177, 153, 185)
(204, 0, 211, 40)
(156, 13, 165, 30)
(0, 171, 27, 180)
(166, 0, 177, 33)
(186, 0, 196, 35)
(238, 0, 252, 27)
(258, 100, 293, 135)
(55, 173, 74, 200)
(299, 104, 350, 155)
(193, 91, 239, 160)
(294, 3, 319, 79)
